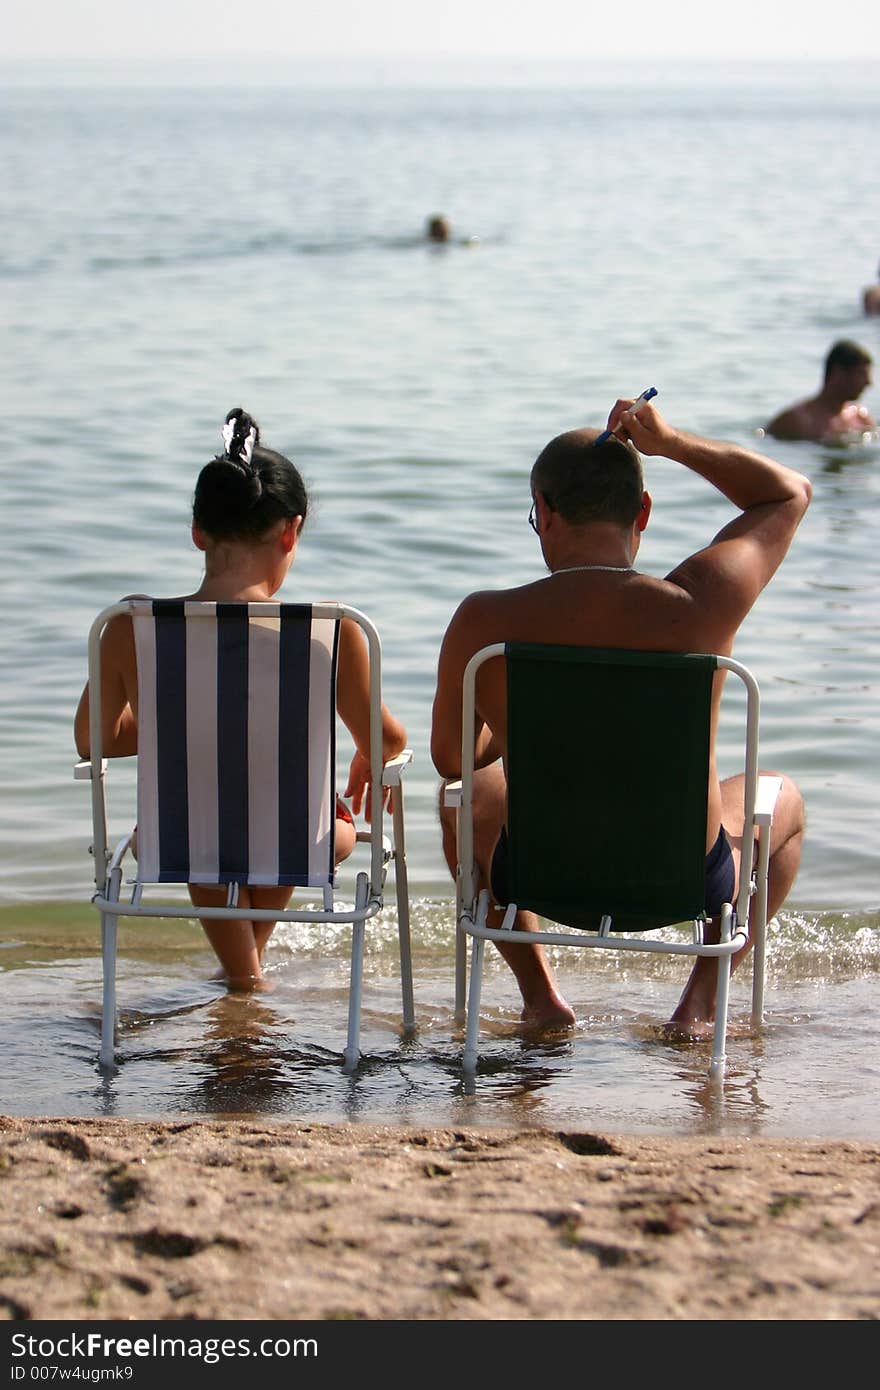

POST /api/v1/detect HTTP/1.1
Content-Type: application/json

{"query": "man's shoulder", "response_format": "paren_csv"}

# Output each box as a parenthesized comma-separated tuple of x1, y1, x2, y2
(450, 579, 545, 620)
(863, 286, 880, 314)
(442, 580, 549, 654)
(766, 399, 813, 440)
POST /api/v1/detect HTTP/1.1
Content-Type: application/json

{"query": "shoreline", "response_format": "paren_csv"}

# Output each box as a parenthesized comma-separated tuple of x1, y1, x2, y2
(1, 1116, 877, 1320)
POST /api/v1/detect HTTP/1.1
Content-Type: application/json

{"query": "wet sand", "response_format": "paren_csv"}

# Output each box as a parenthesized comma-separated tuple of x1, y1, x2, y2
(0, 1116, 877, 1321)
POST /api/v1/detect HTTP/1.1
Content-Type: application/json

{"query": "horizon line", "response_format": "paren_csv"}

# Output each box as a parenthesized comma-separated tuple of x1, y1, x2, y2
(3, 52, 878, 66)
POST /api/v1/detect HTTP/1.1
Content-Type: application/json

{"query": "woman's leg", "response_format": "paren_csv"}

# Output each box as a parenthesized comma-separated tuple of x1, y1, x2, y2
(190, 809, 359, 990)
(189, 884, 293, 991)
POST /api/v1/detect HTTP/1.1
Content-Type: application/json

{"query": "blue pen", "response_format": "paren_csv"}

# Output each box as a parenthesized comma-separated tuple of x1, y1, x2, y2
(594, 386, 658, 445)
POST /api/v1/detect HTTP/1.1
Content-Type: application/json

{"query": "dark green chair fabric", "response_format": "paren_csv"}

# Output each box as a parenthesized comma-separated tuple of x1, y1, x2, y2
(505, 644, 717, 928)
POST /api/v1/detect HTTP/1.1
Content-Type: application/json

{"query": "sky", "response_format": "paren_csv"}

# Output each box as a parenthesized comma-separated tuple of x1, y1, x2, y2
(6, 0, 880, 63)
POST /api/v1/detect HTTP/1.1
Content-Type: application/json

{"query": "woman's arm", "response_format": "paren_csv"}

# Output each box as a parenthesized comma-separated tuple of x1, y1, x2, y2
(74, 614, 139, 759)
(336, 617, 407, 817)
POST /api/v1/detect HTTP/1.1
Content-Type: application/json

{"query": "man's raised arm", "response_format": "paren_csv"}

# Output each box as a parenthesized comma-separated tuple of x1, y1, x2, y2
(609, 399, 812, 627)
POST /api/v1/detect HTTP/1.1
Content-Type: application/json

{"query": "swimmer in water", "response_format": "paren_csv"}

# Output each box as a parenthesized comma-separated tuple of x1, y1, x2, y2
(765, 340, 876, 443)
(424, 214, 480, 248)
(426, 214, 451, 243)
(863, 260, 880, 316)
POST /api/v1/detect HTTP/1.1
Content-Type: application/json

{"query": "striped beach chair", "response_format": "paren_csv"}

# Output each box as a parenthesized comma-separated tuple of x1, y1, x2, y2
(76, 599, 414, 1070)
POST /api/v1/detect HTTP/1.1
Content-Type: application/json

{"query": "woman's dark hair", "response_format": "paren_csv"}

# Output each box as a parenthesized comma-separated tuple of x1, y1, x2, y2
(192, 408, 309, 541)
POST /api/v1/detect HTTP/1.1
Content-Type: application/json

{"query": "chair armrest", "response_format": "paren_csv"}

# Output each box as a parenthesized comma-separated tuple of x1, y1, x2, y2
(754, 775, 783, 826)
(444, 780, 463, 808)
(381, 749, 413, 787)
(74, 759, 107, 780)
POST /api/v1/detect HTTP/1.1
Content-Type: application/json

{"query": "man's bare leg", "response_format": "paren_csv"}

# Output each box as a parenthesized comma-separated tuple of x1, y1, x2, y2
(439, 763, 575, 1028)
(668, 772, 805, 1035)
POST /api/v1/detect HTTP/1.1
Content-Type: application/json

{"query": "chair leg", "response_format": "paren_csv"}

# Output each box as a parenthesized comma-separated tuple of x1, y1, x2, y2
(710, 958, 731, 1079)
(462, 936, 485, 1073)
(709, 905, 734, 1079)
(454, 925, 467, 1024)
(751, 825, 772, 1028)
(344, 873, 368, 1071)
(391, 791, 415, 1033)
(344, 919, 365, 1071)
(99, 911, 117, 1069)
(453, 804, 467, 1022)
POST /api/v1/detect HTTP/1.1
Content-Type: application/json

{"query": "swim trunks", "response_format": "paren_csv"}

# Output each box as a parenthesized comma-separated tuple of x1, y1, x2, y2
(490, 824, 736, 917)
(702, 825, 736, 915)
(335, 795, 354, 825)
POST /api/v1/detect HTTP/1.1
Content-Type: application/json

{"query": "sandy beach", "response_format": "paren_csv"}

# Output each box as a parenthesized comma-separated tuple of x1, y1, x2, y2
(0, 1116, 877, 1321)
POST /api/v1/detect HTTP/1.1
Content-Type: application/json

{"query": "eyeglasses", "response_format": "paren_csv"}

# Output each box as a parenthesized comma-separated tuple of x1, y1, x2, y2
(529, 495, 554, 533)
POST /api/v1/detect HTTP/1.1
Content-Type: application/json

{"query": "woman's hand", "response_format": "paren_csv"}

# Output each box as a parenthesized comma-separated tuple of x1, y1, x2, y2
(344, 749, 392, 823)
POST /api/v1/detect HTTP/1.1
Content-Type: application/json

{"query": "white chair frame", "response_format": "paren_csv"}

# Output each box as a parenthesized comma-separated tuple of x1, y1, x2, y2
(76, 600, 414, 1071)
(446, 644, 781, 1078)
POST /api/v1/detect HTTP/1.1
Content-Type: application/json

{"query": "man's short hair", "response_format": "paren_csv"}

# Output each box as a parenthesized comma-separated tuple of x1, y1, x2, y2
(824, 339, 872, 380)
(530, 429, 644, 528)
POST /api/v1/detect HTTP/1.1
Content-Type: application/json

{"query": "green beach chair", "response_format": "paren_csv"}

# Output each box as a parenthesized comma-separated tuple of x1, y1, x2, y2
(75, 599, 414, 1071)
(446, 643, 781, 1077)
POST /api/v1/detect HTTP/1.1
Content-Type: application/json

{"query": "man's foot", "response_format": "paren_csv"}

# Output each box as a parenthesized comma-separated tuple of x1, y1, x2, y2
(667, 960, 716, 1039)
(659, 1015, 714, 1043)
(520, 991, 576, 1030)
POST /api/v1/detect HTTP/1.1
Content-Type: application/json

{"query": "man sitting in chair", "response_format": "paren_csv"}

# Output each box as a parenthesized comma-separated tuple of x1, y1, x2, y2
(430, 398, 812, 1036)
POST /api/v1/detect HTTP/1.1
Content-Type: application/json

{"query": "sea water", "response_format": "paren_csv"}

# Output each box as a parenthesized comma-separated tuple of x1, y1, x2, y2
(0, 61, 878, 1137)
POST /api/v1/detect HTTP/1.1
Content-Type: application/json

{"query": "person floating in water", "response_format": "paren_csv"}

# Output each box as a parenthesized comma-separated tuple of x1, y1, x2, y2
(863, 261, 880, 316)
(765, 340, 876, 443)
(423, 214, 479, 248)
(426, 214, 451, 243)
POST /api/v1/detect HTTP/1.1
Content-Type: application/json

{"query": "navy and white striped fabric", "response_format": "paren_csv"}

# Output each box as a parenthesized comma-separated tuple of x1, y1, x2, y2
(132, 601, 339, 887)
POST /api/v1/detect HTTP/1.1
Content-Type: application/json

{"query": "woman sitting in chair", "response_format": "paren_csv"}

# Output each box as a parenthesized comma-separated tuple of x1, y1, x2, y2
(74, 407, 408, 991)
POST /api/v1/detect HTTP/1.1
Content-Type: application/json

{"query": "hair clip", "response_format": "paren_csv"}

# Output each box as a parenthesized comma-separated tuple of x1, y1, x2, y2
(221, 417, 238, 457)
(221, 417, 257, 471)
(240, 425, 256, 469)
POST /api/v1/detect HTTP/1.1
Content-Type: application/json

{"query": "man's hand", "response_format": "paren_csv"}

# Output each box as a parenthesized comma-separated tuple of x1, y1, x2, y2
(605, 397, 678, 457)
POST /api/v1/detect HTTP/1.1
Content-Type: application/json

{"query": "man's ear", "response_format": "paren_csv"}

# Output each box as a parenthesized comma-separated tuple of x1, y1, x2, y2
(636, 491, 652, 533)
(536, 492, 555, 530)
(191, 522, 208, 552)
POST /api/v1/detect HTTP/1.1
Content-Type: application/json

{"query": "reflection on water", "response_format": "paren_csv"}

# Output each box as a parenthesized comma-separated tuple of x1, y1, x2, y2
(818, 440, 880, 473)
